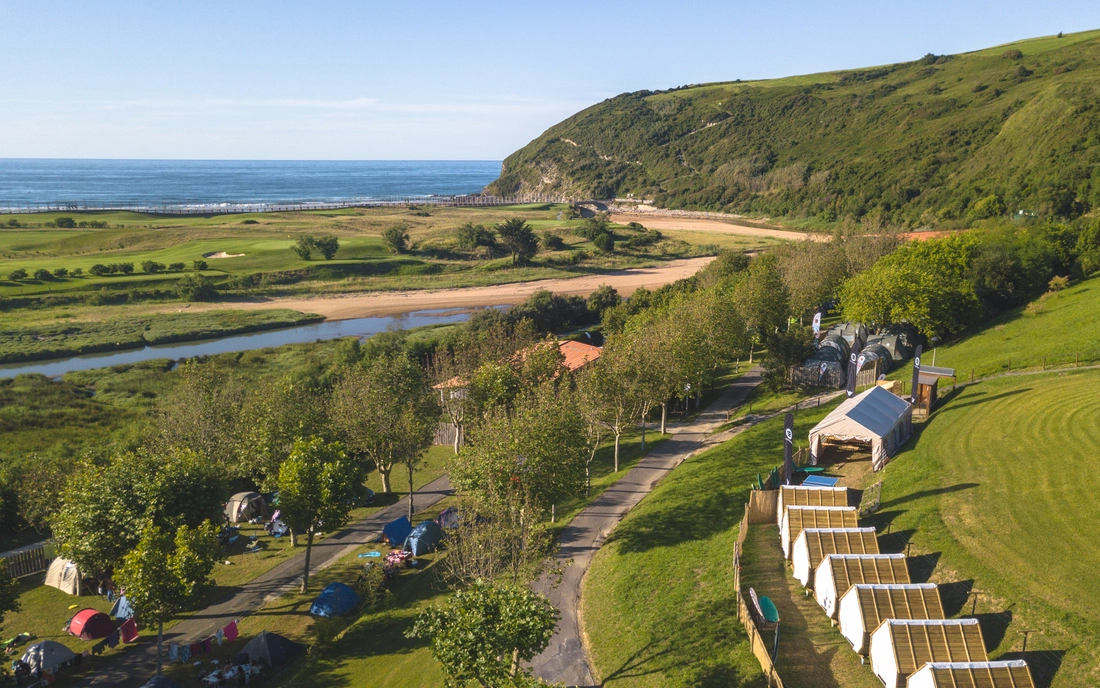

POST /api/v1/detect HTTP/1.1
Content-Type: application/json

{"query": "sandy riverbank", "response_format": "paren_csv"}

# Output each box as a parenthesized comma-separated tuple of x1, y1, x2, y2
(610, 213, 827, 242)
(175, 256, 715, 321)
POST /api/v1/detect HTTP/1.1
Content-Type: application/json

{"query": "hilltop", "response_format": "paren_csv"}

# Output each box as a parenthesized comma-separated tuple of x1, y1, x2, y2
(488, 30, 1100, 226)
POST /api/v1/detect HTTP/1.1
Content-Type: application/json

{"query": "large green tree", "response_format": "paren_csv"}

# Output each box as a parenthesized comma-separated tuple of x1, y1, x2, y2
(236, 376, 330, 490)
(495, 218, 539, 266)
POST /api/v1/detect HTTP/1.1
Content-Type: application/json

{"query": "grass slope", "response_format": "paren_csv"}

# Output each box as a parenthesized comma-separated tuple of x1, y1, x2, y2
(489, 29, 1100, 224)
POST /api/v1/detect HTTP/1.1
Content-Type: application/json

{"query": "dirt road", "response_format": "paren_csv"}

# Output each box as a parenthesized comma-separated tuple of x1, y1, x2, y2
(611, 213, 827, 242)
(185, 256, 714, 321)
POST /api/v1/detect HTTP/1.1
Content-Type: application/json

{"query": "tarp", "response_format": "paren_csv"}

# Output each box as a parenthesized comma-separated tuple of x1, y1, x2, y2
(109, 594, 134, 620)
(69, 609, 114, 640)
(44, 557, 83, 596)
(236, 631, 302, 668)
(225, 492, 266, 524)
(140, 677, 184, 688)
(809, 386, 913, 470)
(382, 516, 412, 546)
(404, 520, 443, 556)
(310, 582, 360, 617)
(20, 640, 77, 674)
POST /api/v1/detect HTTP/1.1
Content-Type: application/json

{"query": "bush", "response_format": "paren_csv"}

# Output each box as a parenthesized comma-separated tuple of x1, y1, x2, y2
(141, 261, 166, 274)
(586, 285, 620, 315)
(33, 269, 53, 281)
(5, 219, 21, 228)
(1048, 275, 1070, 291)
(592, 232, 615, 252)
(118, 262, 134, 275)
(175, 274, 217, 302)
(573, 213, 611, 240)
(52, 268, 68, 278)
(292, 236, 314, 260)
(623, 230, 662, 249)
(192, 260, 208, 271)
(313, 235, 340, 260)
(53, 217, 76, 228)
(1002, 48, 1023, 60)
(382, 225, 410, 254)
(89, 264, 110, 276)
(241, 219, 259, 225)
(455, 223, 496, 250)
(168, 262, 185, 272)
(540, 231, 566, 250)
(71, 268, 82, 276)
(8, 269, 27, 281)
(969, 194, 1006, 220)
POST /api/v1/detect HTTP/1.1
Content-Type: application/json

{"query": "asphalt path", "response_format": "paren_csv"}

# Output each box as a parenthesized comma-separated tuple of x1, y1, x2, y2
(529, 367, 765, 686)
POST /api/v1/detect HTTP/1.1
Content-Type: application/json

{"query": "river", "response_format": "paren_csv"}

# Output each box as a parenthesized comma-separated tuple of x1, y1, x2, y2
(0, 307, 495, 379)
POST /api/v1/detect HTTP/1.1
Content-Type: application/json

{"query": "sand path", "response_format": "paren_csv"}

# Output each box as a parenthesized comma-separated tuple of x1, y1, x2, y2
(611, 212, 827, 241)
(185, 256, 715, 321)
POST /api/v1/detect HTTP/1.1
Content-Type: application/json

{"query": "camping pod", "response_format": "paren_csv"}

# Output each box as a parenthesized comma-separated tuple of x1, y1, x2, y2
(814, 554, 910, 619)
(780, 506, 858, 559)
(870, 619, 987, 688)
(838, 584, 944, 654)
(906, 660, 1035, 688)
(68, 608, 114, 640)
(309, 582, 359, 617)
(44, 558, 84, 596)
(808, 386, 913, 470)
(224, 492, 266, 524)
(791, 528, 879, 589)
(776, 485, 850, 525)
(404, 520, 443, 556)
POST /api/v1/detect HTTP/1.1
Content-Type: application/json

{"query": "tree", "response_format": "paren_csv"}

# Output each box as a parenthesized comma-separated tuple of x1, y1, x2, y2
(156, 360, 244, 470)
(236, 376, 330, 492)
(71, 267, 83, 276)
(407, 580, 557, 687)
(192, 259, 208, 271)
(33, 268, 52, 281)
(277, 437, 361, 592)
(775, 239, 848, 319)
(382, 224, 410, 253)
(118, 262, 134, 274)
(168, 262, 185, 271)
(141, 260, 166, 274)
(592, 231, 615, 252)
(582, 347, 640, 473)
(762, 326, 815, 390)
(496, 218, 538, 266)
(585, 285, 620, 317)
(52, 267, 68, 278)
(53, 217, 76, 228)
(292, 235, 314, 259)
(442, 491, 557, 586)
(732, 253, 790, 362)
(7, 268, 27, 280)
(89, 263, 109, 276)
(115, 521, 218, 676)
(576, 371, 607, 496)
(313, 234, 340, 260)
(175, 273, 217, 301)
(0, 561, 19, 628)
(456, 222, 496, 250)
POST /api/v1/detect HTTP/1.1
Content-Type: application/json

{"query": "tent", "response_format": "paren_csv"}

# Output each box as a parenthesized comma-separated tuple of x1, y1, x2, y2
(309, 582, 360, 617)
(776, 485, 850, 526)
(68, 608, 114, 640)
(437, 507, 461, 529)
(20, 640, 77, 674)
(838, 584, 943, 654)
(404, 520, 443, 556)
(382, 516, 412, 546)
(225, 492, 267, 524)
(791, 528, 879, 588)
(828, 322, 868, 348)
(109, 594, 134, 620)
(780, 506, 858, 559)
(140, 677, 184, 688)
(906, 660, 1035, 688)
(814, 554, 910, 619)
(809, 386, 913, 470)
(44, 557, 84, 596)
(236, 631, 303, 669)
(870, 619, 987, 688)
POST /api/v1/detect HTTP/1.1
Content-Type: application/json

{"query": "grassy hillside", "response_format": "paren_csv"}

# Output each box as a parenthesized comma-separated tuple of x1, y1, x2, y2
(489, 29, 1100, 225)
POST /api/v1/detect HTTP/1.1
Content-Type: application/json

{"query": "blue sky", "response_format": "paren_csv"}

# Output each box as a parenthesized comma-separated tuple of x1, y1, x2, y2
(2, 1, 1099, 160)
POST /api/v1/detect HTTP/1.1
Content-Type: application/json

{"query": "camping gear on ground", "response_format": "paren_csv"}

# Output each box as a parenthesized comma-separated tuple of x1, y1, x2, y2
(44, 558, 84, 596)
(385, 549, 412, 568)
(217, 526, 240, 546)
(265, 520, 288, 537)
(404, 520, 443, 556)
(436, 506, 460, 529)
(382, 516, 412, 546)
(20, 640, 77, 674)
(140, 675, 184, 688)
(748, 588, 780, 661)
(358, 551, 382, 558)
(68, 609, 114, 640)
(2, 633, 35, 655)
(235, 631, 302, 669)
(309, 582, 360, 617)
(224, 492, 267, 524)
(802, 475, 841, 487)
(109, 595, 134, 620)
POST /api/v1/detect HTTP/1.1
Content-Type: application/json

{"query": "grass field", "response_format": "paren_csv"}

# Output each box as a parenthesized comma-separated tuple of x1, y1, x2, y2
(868, 370, 1100, 687)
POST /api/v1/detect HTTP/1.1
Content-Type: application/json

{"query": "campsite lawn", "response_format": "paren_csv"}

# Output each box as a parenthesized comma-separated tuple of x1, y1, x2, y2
(867, 369, 1100, 687)
(580, 407, 837, 687)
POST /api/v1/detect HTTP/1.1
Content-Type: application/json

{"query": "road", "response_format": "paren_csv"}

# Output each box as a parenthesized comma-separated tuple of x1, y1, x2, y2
(609, 213, 826, 242)
(529, 367, 765, 686)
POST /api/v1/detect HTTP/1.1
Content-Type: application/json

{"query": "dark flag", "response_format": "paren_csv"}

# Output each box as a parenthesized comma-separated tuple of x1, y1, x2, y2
(910, 344, 924, 404)
(783, 413, 795, 485)
(845, 339, 863, 397)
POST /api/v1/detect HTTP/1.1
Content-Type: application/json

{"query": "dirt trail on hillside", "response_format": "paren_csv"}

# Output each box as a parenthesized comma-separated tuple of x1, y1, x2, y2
(611, 213, 828, 241)
(178, 256, 714, 321)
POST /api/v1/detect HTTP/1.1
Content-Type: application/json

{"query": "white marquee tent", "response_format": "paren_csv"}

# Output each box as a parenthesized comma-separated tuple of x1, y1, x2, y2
(809, 386, 913, 470)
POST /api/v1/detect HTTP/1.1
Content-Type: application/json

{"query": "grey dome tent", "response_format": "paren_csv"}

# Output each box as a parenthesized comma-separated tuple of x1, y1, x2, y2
(236, 631, 302, 668)
(140, 677, 184, 688)
(404, 520, 443, 556)
(225, 492, 267, 524)
(44, 557, 84, 596)
(809, 386, 913, 470)
(20, 640, 77, 674)
(827, 322, 868, 348)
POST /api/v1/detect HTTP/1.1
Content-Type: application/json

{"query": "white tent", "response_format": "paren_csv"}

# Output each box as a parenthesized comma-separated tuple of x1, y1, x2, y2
(225, 492, 267, 524)
(838, 584, 943, 654)
(776, 485, 850, 526)
(809, 386, 913, 470)
(814, 553, 910, 619)
(20, 640, 77, 674)
(780, 506, 858, 559)
(791, 528, 879, 588)
(907, 660, 1035, 688)
(870, 619, 986, 688)
(44, 557, 83, 596)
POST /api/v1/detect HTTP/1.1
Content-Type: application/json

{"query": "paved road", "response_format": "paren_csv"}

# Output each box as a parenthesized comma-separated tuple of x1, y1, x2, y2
(79, 474, 455, 687)
(529, 367, 765, 687)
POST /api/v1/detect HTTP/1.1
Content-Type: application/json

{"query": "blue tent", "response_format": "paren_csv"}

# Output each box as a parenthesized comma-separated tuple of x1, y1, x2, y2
(309, 582, 360, 617)
(404, 520, 443, 556)
(382, 516, 412, 546)
(109, 595, 134, 620)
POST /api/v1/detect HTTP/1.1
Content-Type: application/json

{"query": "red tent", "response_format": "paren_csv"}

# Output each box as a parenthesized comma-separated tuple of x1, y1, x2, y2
(69, 609, 114, 640)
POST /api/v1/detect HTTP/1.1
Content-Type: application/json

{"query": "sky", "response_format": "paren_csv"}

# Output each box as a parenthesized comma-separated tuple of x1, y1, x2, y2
(2, 1, 1099, 160)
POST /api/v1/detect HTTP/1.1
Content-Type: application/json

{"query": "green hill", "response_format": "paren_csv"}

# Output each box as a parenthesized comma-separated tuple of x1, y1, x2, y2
(489, 30, 1100, 225)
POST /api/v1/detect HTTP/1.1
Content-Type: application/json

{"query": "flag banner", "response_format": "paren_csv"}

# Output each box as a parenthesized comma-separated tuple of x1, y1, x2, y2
(845, 339, 863, 397)
(812, 311, 822, 334)
(910, 344, 923, 404)
(783, 413, 795, 485)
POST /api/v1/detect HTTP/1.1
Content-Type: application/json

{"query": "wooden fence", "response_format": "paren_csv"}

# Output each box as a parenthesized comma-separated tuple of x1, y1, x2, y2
(1, 542, 54, 579)
(733, 492, 786, 688)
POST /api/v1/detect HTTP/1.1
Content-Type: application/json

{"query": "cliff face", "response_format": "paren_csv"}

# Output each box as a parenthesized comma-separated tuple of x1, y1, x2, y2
(487, 30, 1100, 225)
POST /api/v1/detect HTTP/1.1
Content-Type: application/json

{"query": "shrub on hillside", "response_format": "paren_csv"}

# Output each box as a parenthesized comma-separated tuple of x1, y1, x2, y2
(313, 235, 340, 260)
(540, 231, 565, 250)
(8, 269, 27, 281)
(455, 223, 496, 250)
(176, 274, 217, 302)
(52, 268, 68, 278)
(292, 235, 314, 260)
(168, 262, 185, 272)
(89, 264, 110, 276)
(382, 225, 410, 254)
(141, 261, 166, 274)
(33, 269, 52, 281)
(192, 260, 208, 271)
(592, 232, 615, 252)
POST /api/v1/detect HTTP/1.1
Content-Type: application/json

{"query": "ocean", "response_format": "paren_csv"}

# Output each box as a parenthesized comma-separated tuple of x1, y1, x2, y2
(0, 159, 502, 209)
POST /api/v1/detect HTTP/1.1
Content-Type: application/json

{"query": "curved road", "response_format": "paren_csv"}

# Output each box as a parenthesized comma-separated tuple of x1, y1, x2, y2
(530, 367, 764, 686)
